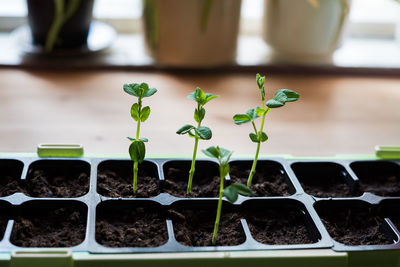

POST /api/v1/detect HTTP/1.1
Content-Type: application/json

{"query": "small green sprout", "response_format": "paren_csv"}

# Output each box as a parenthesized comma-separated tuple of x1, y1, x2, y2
(233, 74, 299, 187)
(176, 87, 218, 195)
(124, 82, 157, 194)
(203, 146, 252, 245)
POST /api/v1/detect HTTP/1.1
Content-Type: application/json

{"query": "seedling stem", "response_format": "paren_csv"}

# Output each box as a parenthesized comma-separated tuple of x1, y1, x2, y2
(133, 98, 143, 193)
(233, 74, 299, 187)
(176, 88, 218, 195)
(212, 164, 225, 244)
(248, 106, 270, 187)
(203, 146, 252, 245)
(124, 83, 157, 194)
(187, 119, 201, 194)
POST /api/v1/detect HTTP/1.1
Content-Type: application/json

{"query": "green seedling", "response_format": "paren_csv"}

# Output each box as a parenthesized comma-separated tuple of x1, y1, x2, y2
(233, 74, 299, 187)
(124, 82, 157, 194)
(176, 87, 218, 195)
(203, 146, 252, 245)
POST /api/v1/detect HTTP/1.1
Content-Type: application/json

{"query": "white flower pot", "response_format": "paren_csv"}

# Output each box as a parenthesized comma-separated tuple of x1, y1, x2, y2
(263, 0, 351, 61)
(142, 0, 242, 67)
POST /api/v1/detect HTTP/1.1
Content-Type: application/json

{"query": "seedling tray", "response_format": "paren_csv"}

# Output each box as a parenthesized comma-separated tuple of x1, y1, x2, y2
(0, 151, 400, 267)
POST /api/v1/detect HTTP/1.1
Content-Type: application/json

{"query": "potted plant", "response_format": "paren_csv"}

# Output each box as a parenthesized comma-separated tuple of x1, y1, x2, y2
(26, 0, 94, 53)
(263, 0, 351, 61)
(142, 0, 242, 67)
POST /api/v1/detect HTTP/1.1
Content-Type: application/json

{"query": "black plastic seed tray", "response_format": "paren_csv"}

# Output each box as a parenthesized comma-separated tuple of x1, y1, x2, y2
(0, 155, 399, 254)
(291, 159, 400, 252)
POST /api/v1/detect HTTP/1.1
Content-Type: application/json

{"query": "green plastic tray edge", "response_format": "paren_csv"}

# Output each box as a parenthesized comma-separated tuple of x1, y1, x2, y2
(71, 250, 347, 267)
(0, 250, 348, 267)
(0, 152, 380, 161)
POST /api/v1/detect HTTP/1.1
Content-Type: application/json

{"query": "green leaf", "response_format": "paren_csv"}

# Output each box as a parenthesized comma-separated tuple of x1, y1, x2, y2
(219, 147, 233, 162)
(188, 88, 216, 106)
(266, 89, 300, 108)
(139, 82, 149, 91)
(259, 131, 268, 142)
(223, 186, 239, 203)
(256, 73, 266, 100)
(273, 90, 288, 103)
(194, 107, 205, 123)
(223, 183, 252, 203)
(280, 89, 299, 102)
(129, 140, 146, 163)
(195, 87, 206, 104)
(220, 163, 230, 179)
(130, 103, 140, 121)
(188, 131, 196, 138)
(176, 124, 195, 135)
(256, 73, 261, 85)
(128, 137, 148, 142)
(246, 109, 259, 121)
(256, 107, 266, 116)
(256, 73, 265, 89)
(204, 93, 218, 104)
(124, 83, 157, 98)
(195, 126, 212, 140)
(187, 91, 197, 102)
(266, 99, 284, 108)
(123, 83, 140, 97)
(232, 183, 253, 196)
(188, 87, 206, 104)
(202, 146, 219, 159)
(140, 106, 151, 122)
(143, 87, 157, 97)
(233, 114, 251, 125)
(138, 83, 149, 98)
(249, 133, 259, 143)
(203, 146, 232, 164)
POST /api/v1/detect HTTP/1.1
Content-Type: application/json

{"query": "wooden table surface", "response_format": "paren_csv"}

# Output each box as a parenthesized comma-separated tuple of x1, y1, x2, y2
(0, 69, 399, 157)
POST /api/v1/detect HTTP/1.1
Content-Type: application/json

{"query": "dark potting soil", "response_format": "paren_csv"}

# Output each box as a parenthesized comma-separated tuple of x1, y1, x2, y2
(11, 207, 86, 247)
(97, 169, 160, 198)
(0, 160, 23, 197)
(25, 170, 89, 198)
(377, 202, 400, 238)
(358, 175, 400, 197)
(0, 174, 23, 197)
(96, 206, 168, 247)
(163, 164, 220, 197)
(302, 182, 355, 198)
(292, 163, 359, 198)
(351, 162, 400, 196)
(244, 208, 314, 245)
(170, 208, 245, 246)
(229, 162, 292, 197)
(318, 206, 393, 246)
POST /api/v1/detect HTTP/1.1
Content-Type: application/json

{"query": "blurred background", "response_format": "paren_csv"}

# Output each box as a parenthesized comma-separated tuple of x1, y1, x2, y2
(1, 0, 399, 42)
(1, 0, 400, 67)
(0, 0, 399, 157)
